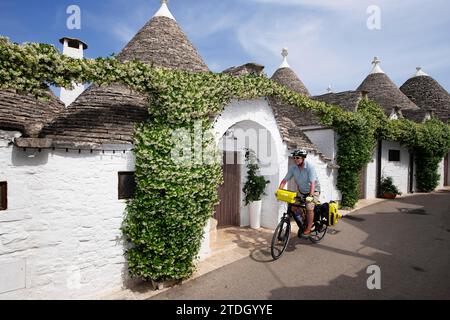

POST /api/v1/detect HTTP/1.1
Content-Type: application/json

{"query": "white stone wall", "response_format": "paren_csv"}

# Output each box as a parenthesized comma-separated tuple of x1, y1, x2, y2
(437, 158, 445, 189)
(303, 129, 336, 160)
(0, 134, 215, 298)
(364, 145, 378, 199)
(0, 143, 137, 299)
(380, 140, 410, 195)
(309, 154, 341, 204)
(447, 152, 450, 186)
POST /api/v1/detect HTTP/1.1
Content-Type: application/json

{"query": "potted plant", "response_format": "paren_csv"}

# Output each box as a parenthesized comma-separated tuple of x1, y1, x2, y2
(380, 176, 402, 199)
(242, 150, 270, 229)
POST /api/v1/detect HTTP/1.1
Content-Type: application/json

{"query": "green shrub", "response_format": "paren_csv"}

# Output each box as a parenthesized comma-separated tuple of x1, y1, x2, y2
(242, 150, 270, 205)
(380, 176, 401, 195)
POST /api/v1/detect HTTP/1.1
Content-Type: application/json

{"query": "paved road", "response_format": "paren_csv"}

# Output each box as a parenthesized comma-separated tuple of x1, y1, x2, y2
(151, 190, 450, 300)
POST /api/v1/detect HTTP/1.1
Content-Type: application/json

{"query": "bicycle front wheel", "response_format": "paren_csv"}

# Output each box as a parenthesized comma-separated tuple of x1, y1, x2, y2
(271, 218, 291, 260)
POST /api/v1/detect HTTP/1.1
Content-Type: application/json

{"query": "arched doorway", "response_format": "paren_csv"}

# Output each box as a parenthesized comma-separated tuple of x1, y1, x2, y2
(216, 119, 280, 228)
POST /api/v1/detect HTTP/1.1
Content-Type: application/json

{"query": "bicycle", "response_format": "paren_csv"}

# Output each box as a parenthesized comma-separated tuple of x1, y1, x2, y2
(271, 193, 328, 260)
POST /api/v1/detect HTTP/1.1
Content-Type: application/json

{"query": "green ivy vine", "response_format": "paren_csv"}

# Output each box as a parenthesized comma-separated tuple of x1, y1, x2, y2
(1, 37, 449, 281)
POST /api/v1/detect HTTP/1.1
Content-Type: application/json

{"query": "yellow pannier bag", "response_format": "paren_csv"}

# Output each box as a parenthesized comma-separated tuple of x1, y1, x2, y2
(276, 189, 297, 204)
(328, 201, 343, 226)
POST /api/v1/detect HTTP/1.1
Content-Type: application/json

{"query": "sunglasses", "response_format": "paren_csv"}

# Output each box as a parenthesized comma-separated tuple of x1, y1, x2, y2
(294, 157, 304, 160)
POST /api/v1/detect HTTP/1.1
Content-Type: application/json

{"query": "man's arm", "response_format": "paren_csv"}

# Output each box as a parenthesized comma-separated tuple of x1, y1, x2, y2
(279, 166, 293, 189)
(309, 181, 315, 196)
(308, 165, 316, 195)
(279, 180, 288, 189)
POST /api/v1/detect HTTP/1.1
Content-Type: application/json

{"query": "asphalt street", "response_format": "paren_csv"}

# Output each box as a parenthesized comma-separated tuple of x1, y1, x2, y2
(150, 190, 450, 300)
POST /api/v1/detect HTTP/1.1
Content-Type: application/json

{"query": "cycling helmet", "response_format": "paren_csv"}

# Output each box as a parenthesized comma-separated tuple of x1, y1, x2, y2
(292, 149, 308, 158)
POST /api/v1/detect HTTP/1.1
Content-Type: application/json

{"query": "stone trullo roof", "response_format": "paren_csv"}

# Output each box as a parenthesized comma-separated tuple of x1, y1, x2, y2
(400, 68, 450, 123)
(0, 89, 64, 137)
(116, 13, 209, 72)
(357, 57, 419, 116)
(222, 63, 265, 77)
(312, 91, 362, 113)
(271, 49, 310, 97)
(40, 1, 210, 149)
(270, 49, 320, 127)
(400, 109, 432, 123)
(266, 50, 336, 166)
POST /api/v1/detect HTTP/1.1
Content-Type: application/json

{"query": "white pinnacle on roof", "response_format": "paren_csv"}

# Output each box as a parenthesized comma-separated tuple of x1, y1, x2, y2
(278, 48, 291, 69)
(154, 0, 176, 21)
(370, 56, 385, 74)
(414, 67, 429, 77)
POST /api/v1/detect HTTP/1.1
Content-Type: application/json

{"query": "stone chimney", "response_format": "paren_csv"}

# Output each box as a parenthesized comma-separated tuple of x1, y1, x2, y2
(59, 37, 88, 107)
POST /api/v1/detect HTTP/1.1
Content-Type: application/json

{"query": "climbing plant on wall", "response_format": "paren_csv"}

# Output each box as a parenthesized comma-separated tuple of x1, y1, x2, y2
(331, 99, 387, 207)
(1, 37, 450, 281)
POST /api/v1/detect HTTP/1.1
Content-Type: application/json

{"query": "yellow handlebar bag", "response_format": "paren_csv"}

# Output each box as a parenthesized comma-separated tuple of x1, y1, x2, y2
(276, 189, 297, 204)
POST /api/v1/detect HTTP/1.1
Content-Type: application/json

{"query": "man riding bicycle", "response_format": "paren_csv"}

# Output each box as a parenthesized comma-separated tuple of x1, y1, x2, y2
(278, 149, 321, 236)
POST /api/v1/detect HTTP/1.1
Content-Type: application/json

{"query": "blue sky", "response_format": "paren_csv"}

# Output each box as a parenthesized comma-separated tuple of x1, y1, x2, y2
(1, 0, 450, 95)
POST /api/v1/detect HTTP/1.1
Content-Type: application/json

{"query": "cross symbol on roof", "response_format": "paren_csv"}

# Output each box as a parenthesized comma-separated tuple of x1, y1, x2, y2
(372, 56, 381, 66)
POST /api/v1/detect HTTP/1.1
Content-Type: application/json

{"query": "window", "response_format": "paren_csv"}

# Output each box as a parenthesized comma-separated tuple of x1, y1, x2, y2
(0, 182, 7, 211)
(388, 150, 400, 162)
(118, 172, 136, 200)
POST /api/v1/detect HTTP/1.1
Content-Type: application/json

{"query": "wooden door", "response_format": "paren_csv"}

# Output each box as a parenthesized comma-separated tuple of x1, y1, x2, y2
(359, 166, 367, 199)
(214, 152, 240, 227)
(445, 153, 449, 187)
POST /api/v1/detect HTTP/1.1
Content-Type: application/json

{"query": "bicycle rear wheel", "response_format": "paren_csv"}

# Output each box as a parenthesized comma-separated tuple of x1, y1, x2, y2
(309, 221, 327, 244)
(271, 218, 291, 260)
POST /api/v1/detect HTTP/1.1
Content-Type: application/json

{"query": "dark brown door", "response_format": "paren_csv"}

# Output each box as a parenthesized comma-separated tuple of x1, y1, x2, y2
(359, 166, 367, 199)
(445, 153, 449, 187)
(214, 152, 240, 227)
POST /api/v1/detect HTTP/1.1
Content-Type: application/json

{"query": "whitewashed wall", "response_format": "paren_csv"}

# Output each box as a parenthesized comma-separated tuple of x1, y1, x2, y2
(0, 131, 217, 299)
(381, 140, 410, 195)
(447, 152, 450, 186)
(437, 158, 445, 189)
(307, 153, 341, 204)
(303, 129, 336, 160)
(0, 142, 137, 299)
(364, 145, 378, 199)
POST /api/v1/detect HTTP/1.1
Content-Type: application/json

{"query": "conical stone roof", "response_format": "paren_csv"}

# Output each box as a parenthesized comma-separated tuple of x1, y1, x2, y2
(117, 16, 209, 72)
(357, 57, 418, 115)
(269, 49, 316, 132)
(271, 67, 310, 96)
(271, 48, 310, 96)
(357, 73, 418, 113)
(0, 89, 64, 137)
(42, 3, 209, 148)
(400, 70, 450, 123)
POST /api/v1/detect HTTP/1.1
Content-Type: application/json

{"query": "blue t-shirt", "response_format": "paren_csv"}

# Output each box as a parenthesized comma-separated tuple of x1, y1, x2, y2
(284, 161, 321, 194)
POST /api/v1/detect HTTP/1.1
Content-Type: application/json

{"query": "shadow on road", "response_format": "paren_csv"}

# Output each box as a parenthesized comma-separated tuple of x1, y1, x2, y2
(267, 190, 450, 299)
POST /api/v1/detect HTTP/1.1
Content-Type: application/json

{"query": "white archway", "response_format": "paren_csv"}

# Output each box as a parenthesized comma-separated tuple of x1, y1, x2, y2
(213, 98, 290, 229)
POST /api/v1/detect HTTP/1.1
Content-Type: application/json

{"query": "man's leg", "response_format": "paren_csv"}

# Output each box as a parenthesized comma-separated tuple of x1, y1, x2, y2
(303, 192, 320, 235)
(292, 206, 303, 227)
(303, 208, 314, 234)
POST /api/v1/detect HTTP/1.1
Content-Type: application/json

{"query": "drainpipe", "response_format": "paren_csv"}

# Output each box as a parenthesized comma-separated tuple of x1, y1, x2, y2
(376, 139, 382, 197)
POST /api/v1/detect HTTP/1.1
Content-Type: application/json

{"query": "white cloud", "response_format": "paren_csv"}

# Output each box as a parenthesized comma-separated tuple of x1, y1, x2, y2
(232, 0, 450, 94)
(112, 24, 136, 43)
